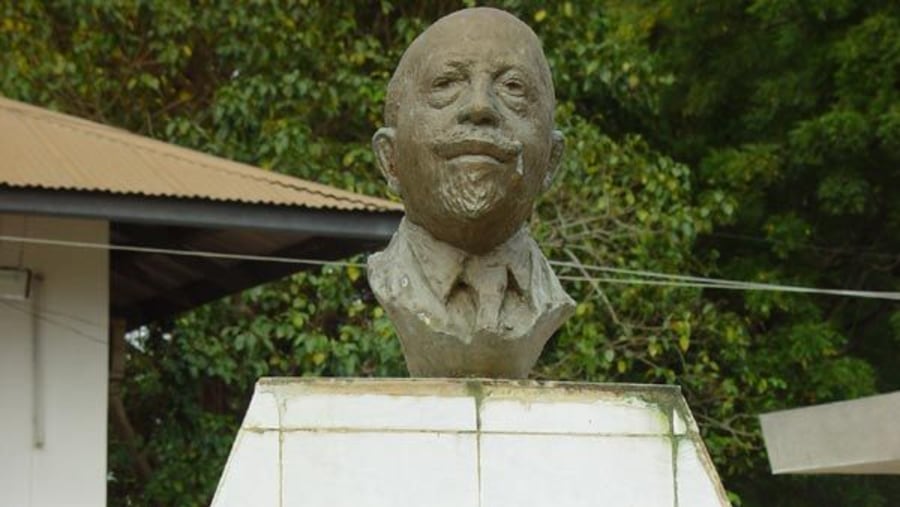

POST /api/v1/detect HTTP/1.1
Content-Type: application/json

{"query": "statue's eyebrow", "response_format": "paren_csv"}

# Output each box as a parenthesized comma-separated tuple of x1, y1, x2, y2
(494, 64, 540, 88)
(495, 65, 529, 78)
(433, 59, 472, 74)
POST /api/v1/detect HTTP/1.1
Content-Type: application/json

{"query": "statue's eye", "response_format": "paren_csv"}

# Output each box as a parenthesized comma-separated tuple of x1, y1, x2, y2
(501, 77, 526, 97)
(432, 76, 457, 90)
(427, 72, 464, 109)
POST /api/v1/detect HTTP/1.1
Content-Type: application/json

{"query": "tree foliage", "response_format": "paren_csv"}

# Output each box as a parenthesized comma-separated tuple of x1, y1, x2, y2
(1, 1, 896, 505)
(612, 0, 900, 502)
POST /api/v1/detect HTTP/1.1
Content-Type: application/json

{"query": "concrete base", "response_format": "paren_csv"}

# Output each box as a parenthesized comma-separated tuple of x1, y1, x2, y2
(212, 378, 730, 507)
(760, 391, 900, 474)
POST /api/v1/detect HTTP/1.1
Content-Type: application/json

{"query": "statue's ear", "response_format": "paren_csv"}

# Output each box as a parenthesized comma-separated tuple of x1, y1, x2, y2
(372, 128, 400, 194)
(543, 129, 565, 191)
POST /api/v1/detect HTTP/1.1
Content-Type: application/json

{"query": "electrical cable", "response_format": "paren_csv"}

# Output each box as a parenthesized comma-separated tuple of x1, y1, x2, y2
(556, 275, 900, 300)
(551, 260, 900, 299)
(1, 234, 898, 301)
(550, 259, 750, 286)
(0, 234, 367, 267)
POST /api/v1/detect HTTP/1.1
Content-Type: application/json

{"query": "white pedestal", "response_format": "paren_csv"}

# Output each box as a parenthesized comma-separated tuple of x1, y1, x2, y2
(212, 378, 730, 507)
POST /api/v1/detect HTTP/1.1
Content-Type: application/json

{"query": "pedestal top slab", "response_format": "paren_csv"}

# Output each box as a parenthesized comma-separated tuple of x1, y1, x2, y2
(249, 378, 687, 434)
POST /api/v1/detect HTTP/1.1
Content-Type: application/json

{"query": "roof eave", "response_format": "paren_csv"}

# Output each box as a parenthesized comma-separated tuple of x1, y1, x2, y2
(0, 187, 402, 242)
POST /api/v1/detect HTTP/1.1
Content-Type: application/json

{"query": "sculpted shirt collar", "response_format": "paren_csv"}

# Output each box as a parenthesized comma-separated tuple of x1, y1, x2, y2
(398, 218, 533, 303)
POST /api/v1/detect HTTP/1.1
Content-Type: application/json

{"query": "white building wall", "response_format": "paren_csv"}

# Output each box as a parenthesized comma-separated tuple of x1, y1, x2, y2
(0, 214, 109, 507)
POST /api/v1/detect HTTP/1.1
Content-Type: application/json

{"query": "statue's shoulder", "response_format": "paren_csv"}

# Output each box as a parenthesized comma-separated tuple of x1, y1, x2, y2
(366, 231, 416, 300)
(524, 236, 576, 311)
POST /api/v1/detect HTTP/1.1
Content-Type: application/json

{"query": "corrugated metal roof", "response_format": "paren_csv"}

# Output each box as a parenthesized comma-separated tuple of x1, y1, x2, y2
(0, 97, 401, 212)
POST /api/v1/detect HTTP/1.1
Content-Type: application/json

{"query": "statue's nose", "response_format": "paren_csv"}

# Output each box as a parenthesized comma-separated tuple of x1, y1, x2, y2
(457, 80, 501, 127)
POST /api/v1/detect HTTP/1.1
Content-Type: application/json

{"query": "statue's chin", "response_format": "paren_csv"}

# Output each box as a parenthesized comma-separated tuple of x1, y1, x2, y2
(439, 180, 505, 221)
(402, 159, 532, 251)
(436, 159, 517, 221)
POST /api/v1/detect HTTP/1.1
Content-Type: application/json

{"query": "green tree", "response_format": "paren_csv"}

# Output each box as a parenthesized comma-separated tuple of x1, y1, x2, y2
(605, 0, 900, 503)
(1, 1, 893, 505)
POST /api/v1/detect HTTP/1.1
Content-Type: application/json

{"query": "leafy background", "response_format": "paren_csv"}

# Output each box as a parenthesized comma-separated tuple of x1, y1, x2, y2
(1, 0, 898, 505)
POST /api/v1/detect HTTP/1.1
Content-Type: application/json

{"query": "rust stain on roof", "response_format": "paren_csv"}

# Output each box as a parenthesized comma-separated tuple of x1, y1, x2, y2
(0, 97, 402, 212)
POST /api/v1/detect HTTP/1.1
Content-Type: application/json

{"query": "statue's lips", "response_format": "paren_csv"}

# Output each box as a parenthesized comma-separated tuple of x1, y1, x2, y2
(432, 138, 520, 164)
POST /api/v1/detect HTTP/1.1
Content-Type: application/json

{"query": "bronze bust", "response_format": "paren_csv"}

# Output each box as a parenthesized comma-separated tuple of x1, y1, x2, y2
(367, 7, 575, 378)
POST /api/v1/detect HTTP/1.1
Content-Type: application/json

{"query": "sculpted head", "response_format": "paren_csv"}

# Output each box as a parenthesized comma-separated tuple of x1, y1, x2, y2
(373, 7, 564, 253)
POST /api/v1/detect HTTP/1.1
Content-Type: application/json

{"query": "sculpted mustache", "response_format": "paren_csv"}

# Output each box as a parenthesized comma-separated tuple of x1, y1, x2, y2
(431, 133, 522, 162)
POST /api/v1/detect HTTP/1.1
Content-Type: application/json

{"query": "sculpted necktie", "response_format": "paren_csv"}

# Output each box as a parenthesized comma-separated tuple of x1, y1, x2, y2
(461, 256, 508, 331)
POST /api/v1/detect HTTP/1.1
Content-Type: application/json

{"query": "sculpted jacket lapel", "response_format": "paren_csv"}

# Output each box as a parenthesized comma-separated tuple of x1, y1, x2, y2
(403, 219, 535, 332)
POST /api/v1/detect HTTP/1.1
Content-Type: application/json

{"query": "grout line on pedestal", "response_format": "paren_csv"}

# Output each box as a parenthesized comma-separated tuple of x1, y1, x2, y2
(671, 410, 680, 507)
(466, 381, 485, 507)
(278, 394, 284, 507)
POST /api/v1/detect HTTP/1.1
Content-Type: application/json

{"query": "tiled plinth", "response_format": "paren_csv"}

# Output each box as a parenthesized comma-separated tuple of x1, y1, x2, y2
(212, 378, 730, 507)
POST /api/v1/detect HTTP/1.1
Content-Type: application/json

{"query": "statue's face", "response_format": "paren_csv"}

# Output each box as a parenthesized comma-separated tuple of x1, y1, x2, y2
(374, 9, 563, 252)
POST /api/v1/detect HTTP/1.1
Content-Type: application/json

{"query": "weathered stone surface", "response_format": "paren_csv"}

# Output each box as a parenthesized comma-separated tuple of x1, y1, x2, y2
(211, 378, 732, 507)
(367, 7, 574, 378)
(760, 391, 900, 474)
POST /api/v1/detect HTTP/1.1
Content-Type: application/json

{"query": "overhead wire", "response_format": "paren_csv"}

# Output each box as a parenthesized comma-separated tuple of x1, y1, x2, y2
(549, 259, 750, 286)
(0, 234, 367, 267)
(1, 234, 898, 301)
(549, 260, 900, 300)
(556, 275, 900, 300)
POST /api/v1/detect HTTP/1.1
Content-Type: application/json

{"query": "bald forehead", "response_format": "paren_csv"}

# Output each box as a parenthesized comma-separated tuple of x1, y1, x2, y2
(414, 8, 543, 53)
(385, 8, 554, 126)
(402, 8, 548, 81)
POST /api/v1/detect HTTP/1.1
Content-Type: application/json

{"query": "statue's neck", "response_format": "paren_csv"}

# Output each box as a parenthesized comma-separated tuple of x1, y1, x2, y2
(405, 213, 523, 255)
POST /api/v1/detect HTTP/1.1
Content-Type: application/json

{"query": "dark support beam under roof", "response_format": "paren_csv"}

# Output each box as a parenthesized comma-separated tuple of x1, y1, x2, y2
(0, 188, 402, 242)
(115, 235, 373, 326)
(111, 224, 259, 291)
